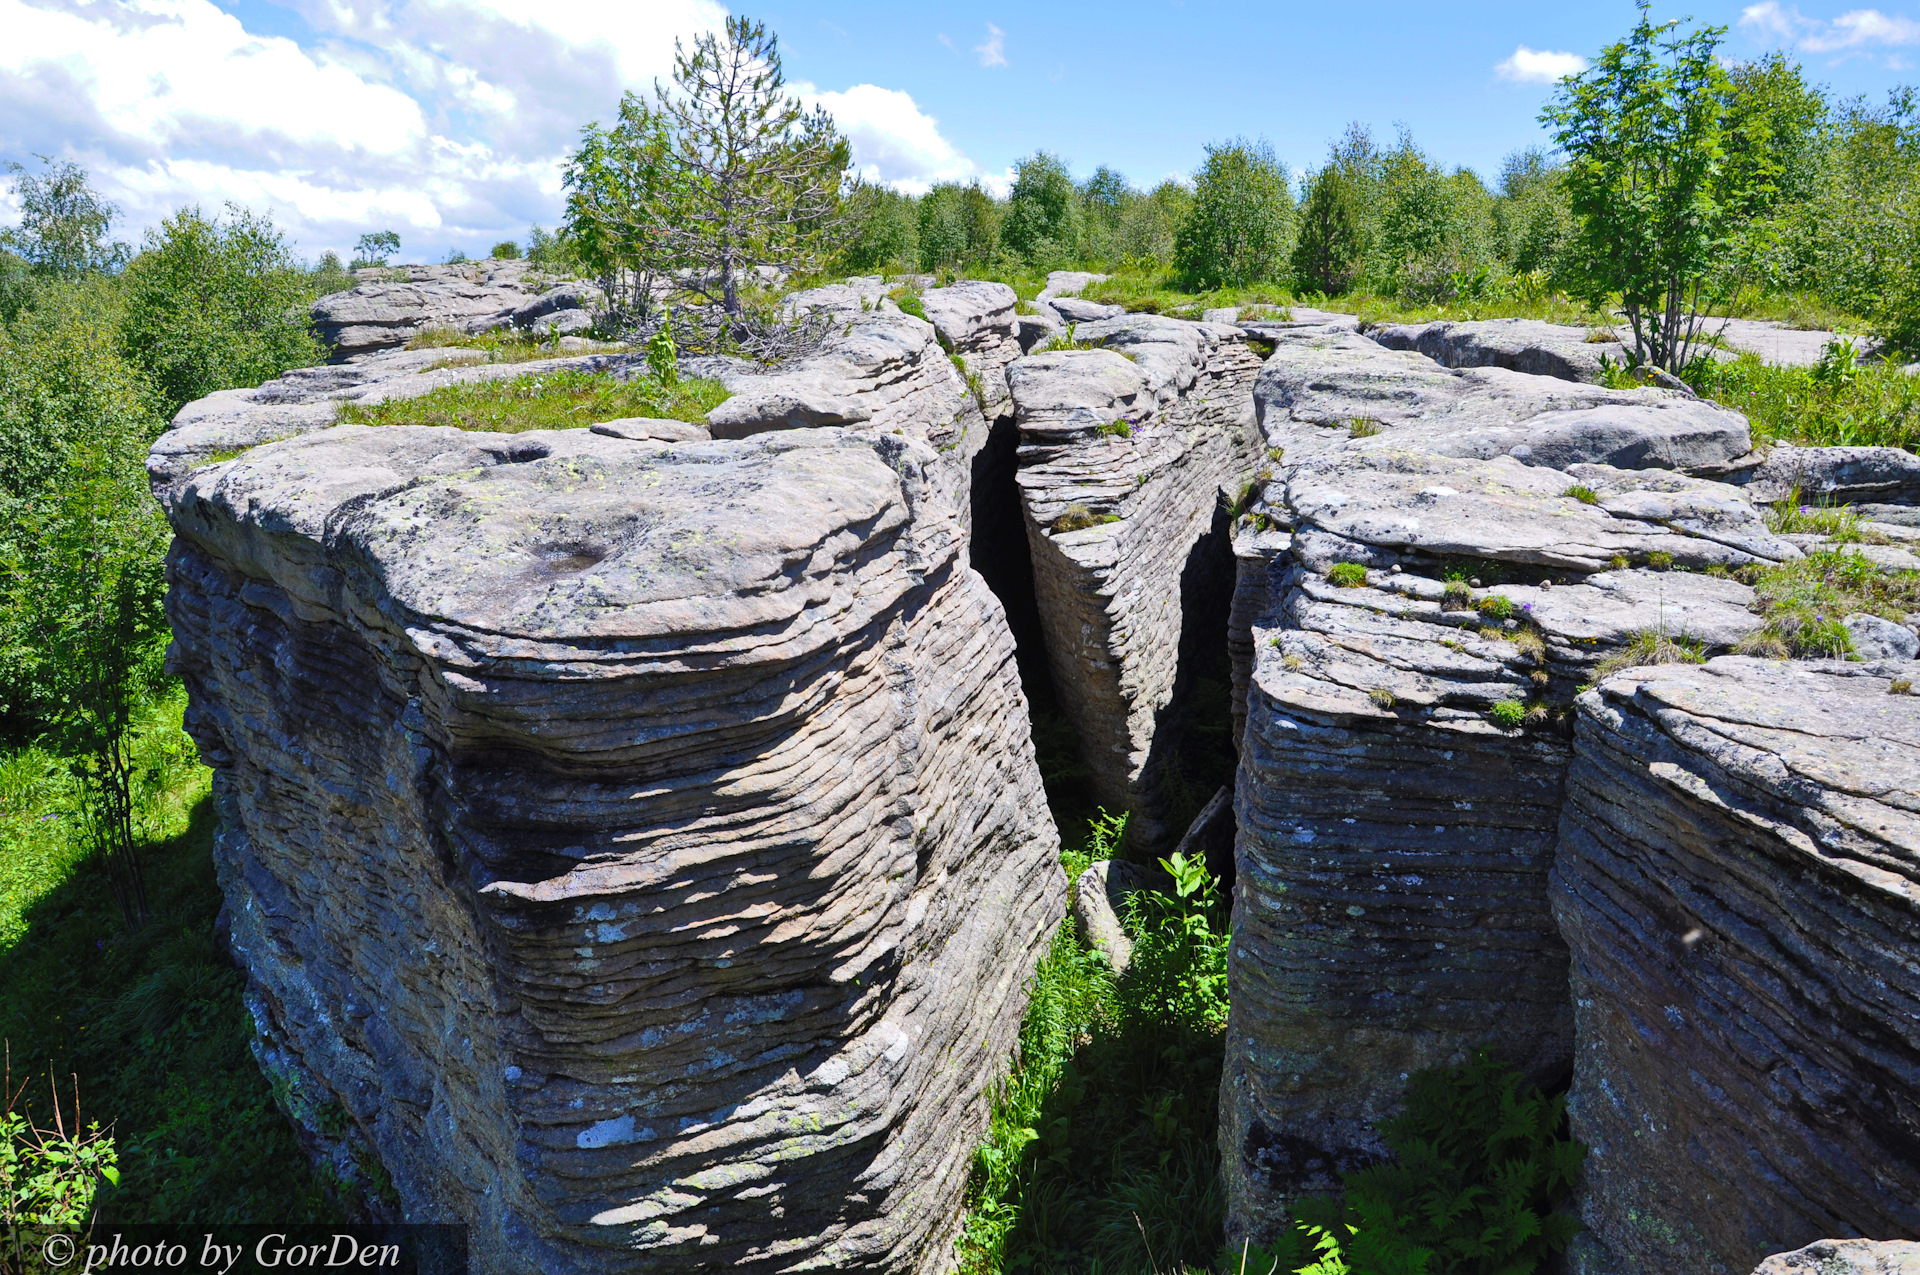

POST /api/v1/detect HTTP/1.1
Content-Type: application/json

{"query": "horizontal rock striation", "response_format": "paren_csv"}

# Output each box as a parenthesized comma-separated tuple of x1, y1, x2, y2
(312, 261, 602, 357)
(1221, 444, 1798, 1245)
(1254, 324, 1754, 476)
(1370, 317, 1627, 384)
(1554, 657, 1920, 1274)
(1011, 315, 1265, 850)
(160, 422, 1063, 1273)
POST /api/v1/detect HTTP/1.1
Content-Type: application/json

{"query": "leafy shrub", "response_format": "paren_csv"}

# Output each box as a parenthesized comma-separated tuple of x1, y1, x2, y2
(490, 241, 519, 260)
(1292, 166, 1368, 295)
(1174, 139, 1295, 290)
(918, 183, 1002, 271)
(1476, 595, 1516, 622)
(841, 186, 919, 273)
(119, 206, 322, 414)
(1241, 1051, 1585, 1275)
(1328, 563, 1369, 587)
(1489, 700, 1527, 729)
(1683, 349, 1920, 451)
(2, 1066, 119, 1245)
(336, 368, 728, 432)
(1002, 153, 1084, 267)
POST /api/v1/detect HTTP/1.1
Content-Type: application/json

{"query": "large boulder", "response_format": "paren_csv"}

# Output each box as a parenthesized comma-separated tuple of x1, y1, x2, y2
(1753, 1241, 1920, 1275)
(1011, 316, 1266, 851)
(1220, 445, 1796, 1245)
(1254, 324, 1755, 477)
(159, 422, 1064, 1273)
(919, 280, 1022, 419)
(1740, 442, 1920, 507)
(311, 261, 600, 358)
(1554, 657, 1920, 1274)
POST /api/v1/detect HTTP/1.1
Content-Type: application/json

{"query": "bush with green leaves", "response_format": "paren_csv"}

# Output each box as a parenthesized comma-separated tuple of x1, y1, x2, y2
(118, 206, 321, 415)
(839, 185, 919, 273)
(1292, 165, 1369, 295)
(1, 157, 131, 282)
(1237, 1051, 1585, 1275)
(1001, 152, 1084, 267)
(3, 1064, 120, 1258)
(918, 182, 1003, 271)
(1175, 139, 1295, 290)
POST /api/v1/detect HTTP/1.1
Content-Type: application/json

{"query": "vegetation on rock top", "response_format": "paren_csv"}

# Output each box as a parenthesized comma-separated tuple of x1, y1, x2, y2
(335, 368, 729, 433)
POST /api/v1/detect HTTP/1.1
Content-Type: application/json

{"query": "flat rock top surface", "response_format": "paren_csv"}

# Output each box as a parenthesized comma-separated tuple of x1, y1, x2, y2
(168, 424, 941, 653)
(1277, 449, 1797, 570)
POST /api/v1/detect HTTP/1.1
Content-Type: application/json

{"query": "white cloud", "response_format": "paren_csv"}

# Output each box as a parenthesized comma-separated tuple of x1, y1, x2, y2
(975, 23, 1008, 68)
(0, 0, 985, 261)
(1741, 1, 1920, 53)
(1495, 46, 1587, 83)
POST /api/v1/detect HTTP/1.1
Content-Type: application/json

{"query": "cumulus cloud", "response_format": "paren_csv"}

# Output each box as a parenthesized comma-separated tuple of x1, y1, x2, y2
(0, 0, 988, 260)
(1495, 46, 1588, 83)
(975, 23, 1008, 68)
(1740, 1, 1920, 54)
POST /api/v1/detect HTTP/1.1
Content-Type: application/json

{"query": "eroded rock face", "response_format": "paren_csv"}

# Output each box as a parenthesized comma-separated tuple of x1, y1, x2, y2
(1741, 442, 1920, 506)
(312, 262, 602, 357)
(1254, 324, 1754, 476)
(1220, 445, 1795, 1245)
(160, 422, 1063, 1273)
(1370, 318, 1626, 384)
(1554, 658, 1920, 1275)
(1753, 1241, 1920, 1275)
(1011, 316, 1265, 850)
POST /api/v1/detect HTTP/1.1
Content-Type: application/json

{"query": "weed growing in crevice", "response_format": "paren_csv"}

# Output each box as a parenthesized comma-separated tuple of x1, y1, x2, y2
(1591, 629, 1707, 682)
(1734, 549, 1920, 658)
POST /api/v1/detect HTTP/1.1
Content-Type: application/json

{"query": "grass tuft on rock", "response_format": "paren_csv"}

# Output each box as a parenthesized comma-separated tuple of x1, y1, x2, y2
(1734, 549, 1920, 659)
(1592, 629, 1708, 681)
(337, 367, 729, 433)
(1327, 562, 1368, 587)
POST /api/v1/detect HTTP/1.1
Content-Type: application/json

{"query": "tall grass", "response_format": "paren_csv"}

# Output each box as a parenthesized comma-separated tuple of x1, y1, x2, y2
(1684, 348, 1920, 450)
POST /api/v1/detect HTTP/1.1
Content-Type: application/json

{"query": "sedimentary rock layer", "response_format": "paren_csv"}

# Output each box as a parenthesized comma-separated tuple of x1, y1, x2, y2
(1011, 315, 1265, 850)
(1254, 323, 1754, 476)
(1221, 445, 1795, 1245)
(160, 422, 1063, 1274)
(311, 261, 602, 357)
(1370, 317, 1628, 384)
(1554, 658, 1920, 1274)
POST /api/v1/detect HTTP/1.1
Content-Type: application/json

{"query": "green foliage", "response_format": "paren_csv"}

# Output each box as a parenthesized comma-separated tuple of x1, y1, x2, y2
(119, 206, 322, 414)
(889, 285, 929, 322)
(1544, 10, 1745, 372)
(1764, 485, 1869, 541)
(1327, 562, 1368, 587)
(1002, 152, 1084, 267)
(1269, 1053, 1586, 1275)
(1489, 700, 1527, 729)
(567, 18, 852, 316)
(562, 92, 682, 323)
(645, 316, 679, 384)
(1682, 349, 1920, 449)
(490, 241, 519, 260)
(1563, 484, 1599, 505)
(1, 158, 131, 281)
(3, 1064, 120, 1252)
(840, 185, 919, 273)
(1493, 149, 1573, 278)
(350, 231, 399, 268)
(1175, 139, 1295, 289)
(918, 183, 1003, 271)
(958, 814, 1231, 1274)
(1735, 550, 1920, 658)
(1293, 165, 1369, 295)
(337, 367, 728, 433)
(0, 693, 340, 1226)
(1592, 628, 1707, 681)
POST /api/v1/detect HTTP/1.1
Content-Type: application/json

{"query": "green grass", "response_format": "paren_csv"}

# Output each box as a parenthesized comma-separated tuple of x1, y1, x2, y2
(1684, 350, 1920, 450)
(406, 326, 617, 363)
(1335, 289, 1608, 329)
(1733, 549, 1920, 658)
(337, 367, 730, 433)
(1591, 629, 1709, 682)
(0, 688, 340, 1226)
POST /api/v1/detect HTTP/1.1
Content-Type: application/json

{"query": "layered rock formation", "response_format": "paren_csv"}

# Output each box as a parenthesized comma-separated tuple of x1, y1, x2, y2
(160, 421, 1063, 1273)
(1370, 317, 1627, 384)
(312, 261, 604, 358)
(1555, 657, 1920, 1274)
(1754, 1241, 1920, 1275)
(1010, 314, 1265, 850)
(1220, 439, 1799, 1243)
(1256, 322, 1754, 475)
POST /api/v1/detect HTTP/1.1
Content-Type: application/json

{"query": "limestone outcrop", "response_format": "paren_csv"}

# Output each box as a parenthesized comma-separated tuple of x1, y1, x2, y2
(1370, 318, 1627, 384)
(1554, 657, 1920, 1274)
(1741, 442, 1920, 506)
(1010, 314, 1265, 850)
(1254, 324, 1754, 476)
(312, 261, 602, 357)
(159, 421, 1063, 1273)
(1753, 1241, 1920, 1275)
(1220, 444, 1797, 1243)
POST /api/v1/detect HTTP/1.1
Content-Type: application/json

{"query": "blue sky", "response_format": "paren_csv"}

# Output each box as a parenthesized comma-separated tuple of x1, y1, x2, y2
(3, 0, 1917, 262)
